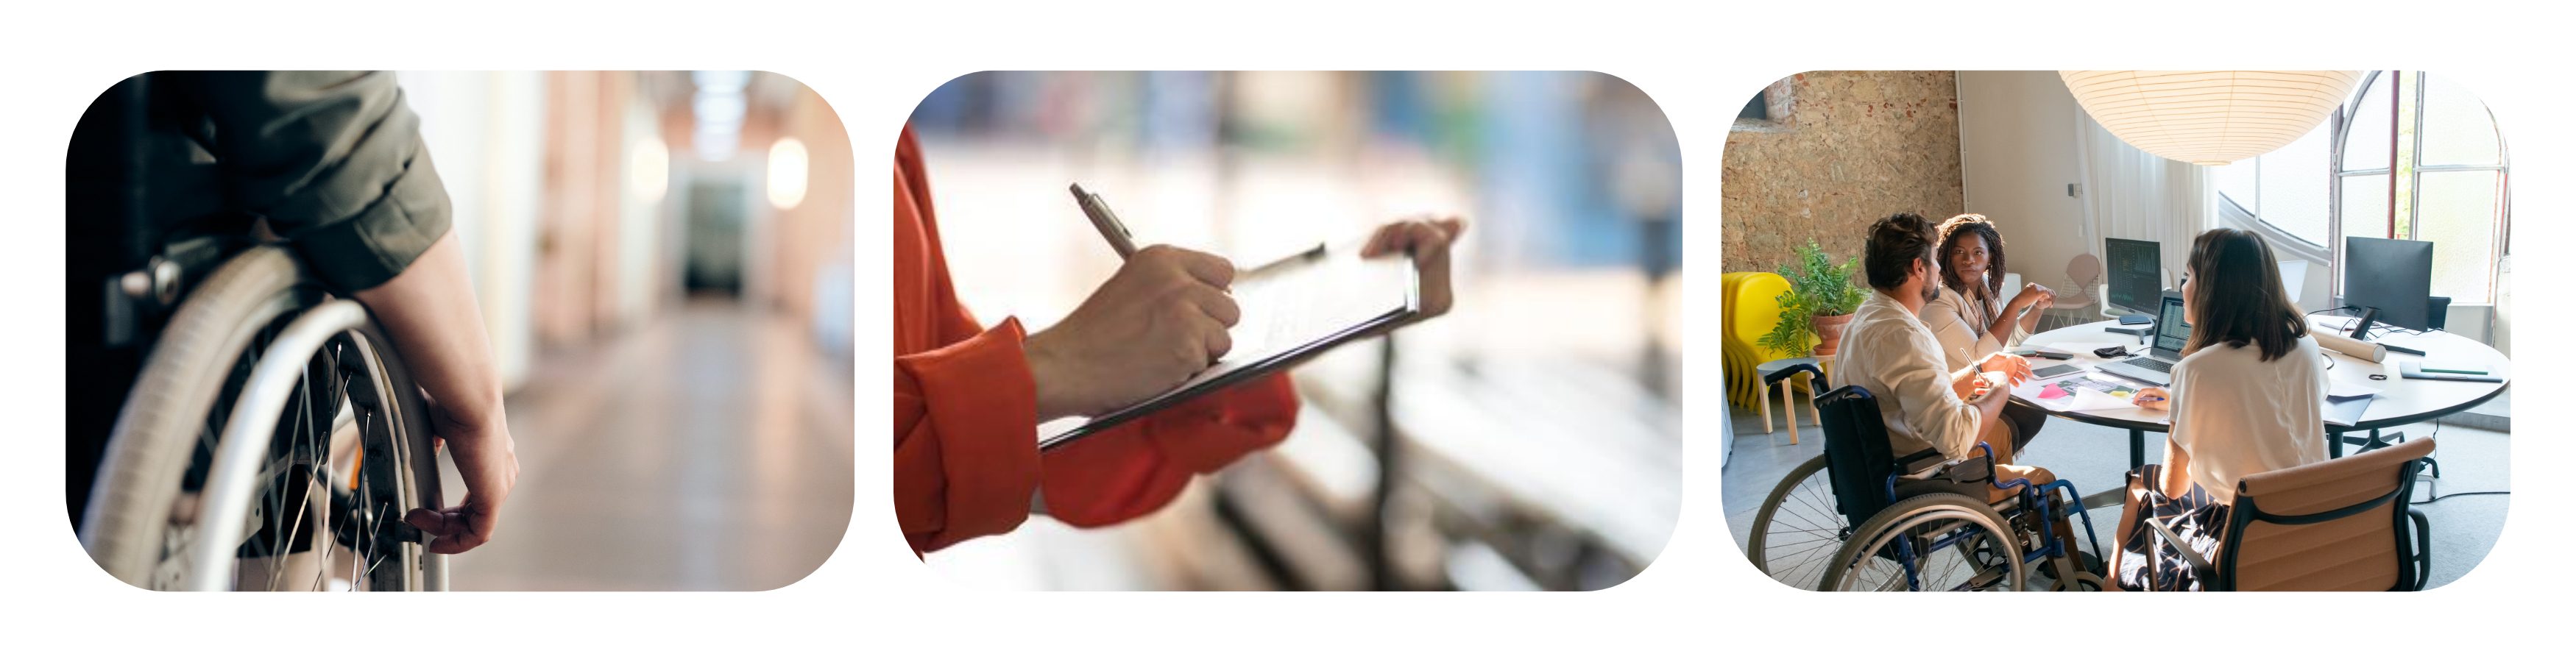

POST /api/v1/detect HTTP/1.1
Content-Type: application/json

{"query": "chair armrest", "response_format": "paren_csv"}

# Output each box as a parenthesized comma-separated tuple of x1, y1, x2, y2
(2144, 517, 2218, 588)
(2408, 508, 2432, 591)
(1970, 441, 2014, 489)
(1762, 362, 1824, 385)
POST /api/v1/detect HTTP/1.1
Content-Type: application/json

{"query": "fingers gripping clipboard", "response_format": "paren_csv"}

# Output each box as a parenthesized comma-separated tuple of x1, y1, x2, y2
(1037, 241, 1419, 451)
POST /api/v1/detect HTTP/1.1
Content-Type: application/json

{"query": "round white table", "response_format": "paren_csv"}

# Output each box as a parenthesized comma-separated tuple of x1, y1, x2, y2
(2015, 317, 2510, 469)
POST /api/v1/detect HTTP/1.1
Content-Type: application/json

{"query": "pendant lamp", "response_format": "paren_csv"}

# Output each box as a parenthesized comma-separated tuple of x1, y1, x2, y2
(2059, 71, 2363, 166)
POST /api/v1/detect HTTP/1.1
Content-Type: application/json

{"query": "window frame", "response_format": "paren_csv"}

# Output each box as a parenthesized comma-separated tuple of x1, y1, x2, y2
(2327, 70, 2511, 306)
(2214, 134, 2329, 251)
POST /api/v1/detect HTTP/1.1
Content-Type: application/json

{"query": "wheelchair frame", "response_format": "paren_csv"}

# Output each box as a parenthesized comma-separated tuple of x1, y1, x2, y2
(1757, 363, 2103, 591)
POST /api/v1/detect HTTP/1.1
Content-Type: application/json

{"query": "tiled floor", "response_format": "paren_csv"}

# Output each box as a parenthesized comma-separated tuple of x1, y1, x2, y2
(440, 299, 854, 591)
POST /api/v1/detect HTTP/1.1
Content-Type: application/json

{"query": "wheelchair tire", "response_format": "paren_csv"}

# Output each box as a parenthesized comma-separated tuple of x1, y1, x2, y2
(79, 246, 445, 591)
(1819, 492, 2026, 591)
(1747, 455, 1844, 590)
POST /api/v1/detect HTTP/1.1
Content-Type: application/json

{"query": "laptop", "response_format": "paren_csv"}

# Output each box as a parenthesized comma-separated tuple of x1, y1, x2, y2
(2098, 294, 2190, 387)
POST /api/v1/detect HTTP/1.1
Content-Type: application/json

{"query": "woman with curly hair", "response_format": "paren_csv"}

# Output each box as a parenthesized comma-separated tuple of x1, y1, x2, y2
(1919, 213, 2057, 452)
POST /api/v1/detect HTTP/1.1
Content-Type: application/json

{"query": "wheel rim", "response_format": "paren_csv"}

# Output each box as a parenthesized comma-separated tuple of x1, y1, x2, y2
(1749, 456, 1845, 590)
(157, 312, 422, 591)
(1830, 506, 2025, 591)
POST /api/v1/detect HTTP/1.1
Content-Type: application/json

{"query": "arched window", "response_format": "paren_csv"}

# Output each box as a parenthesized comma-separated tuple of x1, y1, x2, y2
(2213, 115, 2333, 247)
(2331, 71, 2509, 305)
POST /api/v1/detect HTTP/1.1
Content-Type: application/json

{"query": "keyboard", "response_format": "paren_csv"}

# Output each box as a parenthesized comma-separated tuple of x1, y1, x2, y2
(2120, 356, 2173, 373)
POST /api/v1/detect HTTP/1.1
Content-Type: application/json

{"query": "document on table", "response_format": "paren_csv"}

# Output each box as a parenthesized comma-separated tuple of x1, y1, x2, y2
(2324, 394, 2376, 427)
(2014, 377, 2139, 412)
(2328, 380, 2383, 399)
(1038, 241, 1420, 450)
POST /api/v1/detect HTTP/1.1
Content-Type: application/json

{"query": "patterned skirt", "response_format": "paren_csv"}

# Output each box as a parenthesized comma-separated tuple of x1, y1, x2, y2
(2115, 466, 2231, 591)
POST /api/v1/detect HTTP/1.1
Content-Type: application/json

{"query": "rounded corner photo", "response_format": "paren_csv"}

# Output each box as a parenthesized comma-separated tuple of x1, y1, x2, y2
(1722, 70, 2509, 591)
(897, 71, 1682, 591)
(66, 71, 854, 591)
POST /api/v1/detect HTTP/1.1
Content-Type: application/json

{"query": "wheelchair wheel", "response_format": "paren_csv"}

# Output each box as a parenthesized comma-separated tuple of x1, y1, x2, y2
(1747, 455, 1845, 590)
(1818, 493, 2025, 591)
(80, 247, 446, 591)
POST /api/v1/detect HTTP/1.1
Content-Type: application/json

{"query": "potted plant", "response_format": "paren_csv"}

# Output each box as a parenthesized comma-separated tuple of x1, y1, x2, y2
(1757, 239, 1867, 357)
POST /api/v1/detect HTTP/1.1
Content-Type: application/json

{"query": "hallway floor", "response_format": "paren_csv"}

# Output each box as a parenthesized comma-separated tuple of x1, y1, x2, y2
(440, 299, 854, 590)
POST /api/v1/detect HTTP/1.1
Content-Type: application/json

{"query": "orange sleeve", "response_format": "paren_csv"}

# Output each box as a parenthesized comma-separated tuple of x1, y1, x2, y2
(894, 129, 1044, 554)
(894, 125, 1300, 552)
(1038, 373, 1300, 527)
(894, 318, 1043, 553)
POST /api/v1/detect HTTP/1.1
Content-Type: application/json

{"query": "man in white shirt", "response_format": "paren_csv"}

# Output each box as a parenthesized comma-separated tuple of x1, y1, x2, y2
(1837, 213, 2081, 560)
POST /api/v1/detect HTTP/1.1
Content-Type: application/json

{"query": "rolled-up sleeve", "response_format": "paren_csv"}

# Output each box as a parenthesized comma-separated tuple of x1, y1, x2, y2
(895, 318, 1044, 552)
(172, 71, 450, 293)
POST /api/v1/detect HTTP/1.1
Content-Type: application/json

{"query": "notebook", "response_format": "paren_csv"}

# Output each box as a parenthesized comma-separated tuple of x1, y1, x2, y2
(1037, 241, 1419, 450)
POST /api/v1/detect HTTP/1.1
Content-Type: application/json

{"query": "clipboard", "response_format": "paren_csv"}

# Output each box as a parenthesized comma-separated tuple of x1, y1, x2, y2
(1037, 241, 1420, 451)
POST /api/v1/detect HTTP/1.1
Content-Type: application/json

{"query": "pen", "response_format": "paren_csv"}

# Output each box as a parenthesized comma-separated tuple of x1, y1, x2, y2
(1069, 183, 1139, 260)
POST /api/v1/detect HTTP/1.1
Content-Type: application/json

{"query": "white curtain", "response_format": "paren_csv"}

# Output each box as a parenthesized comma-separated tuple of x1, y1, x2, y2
(2072, 109, 2217, 289)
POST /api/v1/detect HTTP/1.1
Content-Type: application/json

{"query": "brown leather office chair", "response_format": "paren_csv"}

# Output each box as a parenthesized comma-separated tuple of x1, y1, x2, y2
(2142, 437, 2435, 591)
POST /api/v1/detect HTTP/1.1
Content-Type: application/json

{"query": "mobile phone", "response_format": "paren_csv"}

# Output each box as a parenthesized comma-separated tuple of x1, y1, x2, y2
(2118, 314, 2152, 325)
(2033, 364, 2083, 378)
(2031, 351, 2074, 360)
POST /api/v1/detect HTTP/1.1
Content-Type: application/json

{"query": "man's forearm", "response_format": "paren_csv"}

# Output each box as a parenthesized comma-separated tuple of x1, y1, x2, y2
(349, 232, 505, 433)
(1972, 391, 2008, 452)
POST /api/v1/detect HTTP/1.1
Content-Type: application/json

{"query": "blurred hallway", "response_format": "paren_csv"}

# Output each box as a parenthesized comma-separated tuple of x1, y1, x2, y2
(442, 299, 854, 590)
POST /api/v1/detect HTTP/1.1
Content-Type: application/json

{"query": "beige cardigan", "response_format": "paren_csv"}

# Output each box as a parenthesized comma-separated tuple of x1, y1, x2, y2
(1918, 285, 2032, 371)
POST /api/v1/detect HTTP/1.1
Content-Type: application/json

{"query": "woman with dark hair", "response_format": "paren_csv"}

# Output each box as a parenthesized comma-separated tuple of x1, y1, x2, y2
(1919, 214, 2055, 452)
(2110, 227, 2328, 591)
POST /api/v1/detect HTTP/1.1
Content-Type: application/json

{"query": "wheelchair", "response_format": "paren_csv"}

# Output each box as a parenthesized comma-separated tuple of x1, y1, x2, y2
(81, 245, 447, 591)
(1747, 364, 2104, 591)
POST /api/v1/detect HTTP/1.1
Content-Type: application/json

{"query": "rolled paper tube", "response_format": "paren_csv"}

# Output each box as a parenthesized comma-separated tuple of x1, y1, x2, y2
(2311, 327, 2388, 363)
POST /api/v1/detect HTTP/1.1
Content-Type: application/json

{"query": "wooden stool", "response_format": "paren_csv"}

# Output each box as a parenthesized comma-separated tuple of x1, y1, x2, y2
(1756, 357, 1826, 444)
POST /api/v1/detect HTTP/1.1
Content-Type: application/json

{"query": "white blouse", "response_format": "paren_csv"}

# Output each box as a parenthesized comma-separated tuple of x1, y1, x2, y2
(2164, 335, 2331, 503)
(1918, 285, 2032, 372)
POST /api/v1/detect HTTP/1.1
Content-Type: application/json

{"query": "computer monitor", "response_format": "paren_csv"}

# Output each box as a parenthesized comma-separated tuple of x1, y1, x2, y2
(2342, 236, 2434, 337)
(2104, 238, 2161, 316)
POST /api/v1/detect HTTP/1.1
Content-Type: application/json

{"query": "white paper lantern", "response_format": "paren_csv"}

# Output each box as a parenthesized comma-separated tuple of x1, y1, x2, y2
(2060, 71, 2363, 166)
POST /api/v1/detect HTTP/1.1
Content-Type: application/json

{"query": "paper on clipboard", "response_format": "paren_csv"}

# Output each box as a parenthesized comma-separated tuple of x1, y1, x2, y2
(1038, 241, 1419, 450)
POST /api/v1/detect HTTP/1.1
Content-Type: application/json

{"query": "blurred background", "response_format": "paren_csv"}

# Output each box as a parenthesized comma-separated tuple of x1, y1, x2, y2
(907, 71, 1683, 590)
(396, 71, 854, 590)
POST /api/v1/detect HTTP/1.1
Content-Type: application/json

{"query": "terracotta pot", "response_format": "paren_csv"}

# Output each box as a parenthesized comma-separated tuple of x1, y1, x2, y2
(1810, 313, 1856, 355)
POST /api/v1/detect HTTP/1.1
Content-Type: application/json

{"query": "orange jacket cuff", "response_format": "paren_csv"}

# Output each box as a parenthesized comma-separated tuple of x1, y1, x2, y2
(896, 317, 1042, 545)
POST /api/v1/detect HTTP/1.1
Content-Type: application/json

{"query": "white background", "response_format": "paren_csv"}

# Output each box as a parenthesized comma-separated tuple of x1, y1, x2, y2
(3, 1, 2566, 658)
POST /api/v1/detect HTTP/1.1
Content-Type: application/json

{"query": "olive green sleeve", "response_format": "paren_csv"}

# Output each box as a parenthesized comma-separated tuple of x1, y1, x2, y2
(170, 71, 451, 293)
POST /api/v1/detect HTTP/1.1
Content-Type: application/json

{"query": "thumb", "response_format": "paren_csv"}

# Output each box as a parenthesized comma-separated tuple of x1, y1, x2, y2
(1432, 217, 1465, 239)
(406, 507, 464, 537)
